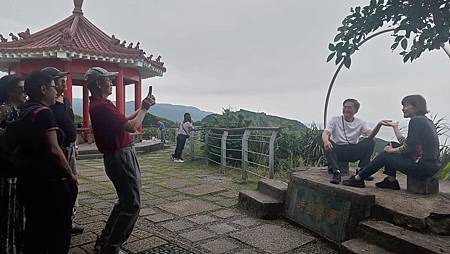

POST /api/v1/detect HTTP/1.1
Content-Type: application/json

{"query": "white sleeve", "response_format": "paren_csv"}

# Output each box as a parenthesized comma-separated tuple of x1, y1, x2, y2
(361, 120, 371, 137)
(325, 117, 336, 134)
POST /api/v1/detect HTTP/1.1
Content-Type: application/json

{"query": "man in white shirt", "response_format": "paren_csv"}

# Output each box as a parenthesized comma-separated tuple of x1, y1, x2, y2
(322, 98, 384, 184)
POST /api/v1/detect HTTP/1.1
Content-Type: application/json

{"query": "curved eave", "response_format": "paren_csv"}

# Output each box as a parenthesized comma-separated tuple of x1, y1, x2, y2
(0, 49, 166, 78)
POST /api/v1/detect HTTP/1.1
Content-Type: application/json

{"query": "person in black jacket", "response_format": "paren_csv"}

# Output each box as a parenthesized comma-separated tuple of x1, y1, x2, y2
(41, 67, 84, 235)
(343, 95, 441, 190)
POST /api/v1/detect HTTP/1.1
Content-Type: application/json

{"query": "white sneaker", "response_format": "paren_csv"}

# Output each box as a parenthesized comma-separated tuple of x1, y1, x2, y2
(174, 159, 184, 163)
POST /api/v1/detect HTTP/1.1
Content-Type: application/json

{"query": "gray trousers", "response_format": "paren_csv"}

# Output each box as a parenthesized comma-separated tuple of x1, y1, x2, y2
(100, 145, 141, 254)
(64, 143, 79, 219)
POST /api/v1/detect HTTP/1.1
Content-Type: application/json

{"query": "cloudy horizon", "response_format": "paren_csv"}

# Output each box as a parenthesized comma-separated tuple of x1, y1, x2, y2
(1, 0, 449, 133)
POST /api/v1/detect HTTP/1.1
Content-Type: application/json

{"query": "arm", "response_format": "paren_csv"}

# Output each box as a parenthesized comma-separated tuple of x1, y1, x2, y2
(124, 95, 155, 133)
(366, 121, 384, 140)
(126, 109, 140, 120)
(322, 130, 333, 150)
(46, 130, 77, 182)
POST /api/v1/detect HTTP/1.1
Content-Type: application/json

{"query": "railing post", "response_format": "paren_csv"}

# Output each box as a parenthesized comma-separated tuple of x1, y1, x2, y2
(204, 129, 209, 166)
(268, 130, 278, 179)
(241, 129, 250, 183)
(221, 131, 228, 174)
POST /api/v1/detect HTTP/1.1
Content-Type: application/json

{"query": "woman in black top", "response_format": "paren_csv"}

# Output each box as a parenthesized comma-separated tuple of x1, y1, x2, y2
(18, 71, 77, 254)
(0, 74, 27, 254)
(343, 95, 440, 190)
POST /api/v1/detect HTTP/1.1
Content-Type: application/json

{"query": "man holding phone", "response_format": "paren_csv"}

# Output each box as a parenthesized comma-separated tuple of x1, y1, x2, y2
(85, 67, 155, 254)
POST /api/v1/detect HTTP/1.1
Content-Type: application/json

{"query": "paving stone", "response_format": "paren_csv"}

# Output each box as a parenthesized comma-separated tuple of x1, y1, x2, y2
(207, 223, 238, 234)
(70, 231, 97, 247)
(78, 184, 98, 192)
(200, 238, 239, 254)
(139, 207, 158, 216)
(212, 209, 240, 219)
(159, 179, 192, 189)
(165, 194, 191, 202)
(157, 199, 221, 216)
(131, 228, 154, 239)
(68, 247, 87, 254)
(233, 250, 258, 254)
(123, 236, 167, 253)
(145, 213, 175, 223)
(232, 218, 261, 227)
(77, 214, 107, 225)
(153, 190, 178, 198)
(230, 224, 315, 254)
(180, 184, 227, 196)
(220, 191, 239, 198)
(214, 198, 238, 207)
(82, 221, 105, 233)
(161, 219, 195, 232)
(179, 229, 216, 242)
(187, 215, 218, 225)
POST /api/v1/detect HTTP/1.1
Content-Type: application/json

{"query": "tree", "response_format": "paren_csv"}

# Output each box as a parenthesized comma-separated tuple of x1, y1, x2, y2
(324, 0, 450, 126)
(328, 0, 450, 67)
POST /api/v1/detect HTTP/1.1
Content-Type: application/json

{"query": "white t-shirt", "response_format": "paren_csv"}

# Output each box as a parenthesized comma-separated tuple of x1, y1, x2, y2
(177, 122, 194, 136)
(325, 116, 371, 145)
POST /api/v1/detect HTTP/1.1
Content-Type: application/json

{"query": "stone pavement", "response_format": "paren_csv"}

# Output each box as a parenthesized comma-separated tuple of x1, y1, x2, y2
(69, 149, 337, 254)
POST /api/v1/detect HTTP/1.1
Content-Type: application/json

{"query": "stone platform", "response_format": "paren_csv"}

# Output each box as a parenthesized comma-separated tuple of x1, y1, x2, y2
(285, 167, 450, 243)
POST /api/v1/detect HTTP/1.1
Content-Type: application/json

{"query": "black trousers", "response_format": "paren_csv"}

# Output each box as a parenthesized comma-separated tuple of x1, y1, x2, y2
(21, 178, 77, 254)
(358, 151, 439, 180)
(324, 138, 375, 173)
(173, 134, 188, 159)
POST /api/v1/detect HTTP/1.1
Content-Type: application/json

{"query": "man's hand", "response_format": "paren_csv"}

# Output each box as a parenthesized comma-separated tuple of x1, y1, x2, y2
(324, 140, 333, 151)
(381, 120, 399, 127)
(141, 95, 156, 111)
(384, 144, 396, 153)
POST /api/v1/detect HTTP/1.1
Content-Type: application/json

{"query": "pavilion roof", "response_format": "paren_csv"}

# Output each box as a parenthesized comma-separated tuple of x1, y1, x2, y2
(0, 0, 166, 77)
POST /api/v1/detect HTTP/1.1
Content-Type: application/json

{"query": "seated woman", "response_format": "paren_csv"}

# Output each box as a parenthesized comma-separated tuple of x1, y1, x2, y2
(343, 95, 441, 190)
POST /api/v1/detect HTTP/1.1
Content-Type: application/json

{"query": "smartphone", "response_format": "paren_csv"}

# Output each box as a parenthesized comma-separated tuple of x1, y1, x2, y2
(147, 86, 152, 98)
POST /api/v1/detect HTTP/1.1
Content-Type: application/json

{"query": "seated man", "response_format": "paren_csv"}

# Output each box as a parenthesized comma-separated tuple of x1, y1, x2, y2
(322, 98, 384, 184)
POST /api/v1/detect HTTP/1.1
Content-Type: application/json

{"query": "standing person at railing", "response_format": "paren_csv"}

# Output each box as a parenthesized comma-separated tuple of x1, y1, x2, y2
(171, 113, 196, 163)
(157, 120, 166, 144)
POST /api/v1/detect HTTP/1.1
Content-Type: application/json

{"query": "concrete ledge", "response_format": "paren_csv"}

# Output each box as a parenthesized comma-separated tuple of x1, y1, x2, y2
(257, 179, 288, 201)
(238, 190, 283, 220)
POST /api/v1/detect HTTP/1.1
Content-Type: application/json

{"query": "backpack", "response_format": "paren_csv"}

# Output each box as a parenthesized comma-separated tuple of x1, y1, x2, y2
(1, 104, 48, 175)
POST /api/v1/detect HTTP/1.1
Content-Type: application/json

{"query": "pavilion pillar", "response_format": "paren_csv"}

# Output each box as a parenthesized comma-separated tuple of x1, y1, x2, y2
(115, 68, 124, 114)
(135, 77, 142, 132)
(64, 62, 73, 104)
(82, 83, 90, 142)
(14, 64, 23, 77)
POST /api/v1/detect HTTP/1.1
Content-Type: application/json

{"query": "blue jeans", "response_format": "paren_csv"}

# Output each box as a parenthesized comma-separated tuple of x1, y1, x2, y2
(173, 134, 188, 159)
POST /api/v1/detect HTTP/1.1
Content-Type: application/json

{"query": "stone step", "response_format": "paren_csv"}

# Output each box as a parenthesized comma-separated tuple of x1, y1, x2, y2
(78, 150, 147, 160)
(359, 220, 450, 254)
(238, 189, 283, 220)
(257, 178, 288, 201)
(340, 238, 395, 254)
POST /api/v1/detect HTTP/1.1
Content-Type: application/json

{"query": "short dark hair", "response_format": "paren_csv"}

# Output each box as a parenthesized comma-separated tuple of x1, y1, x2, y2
(0, 75, 23, 104)
(343, 98, 360, 112)
(24, 71, 53, 101)
(401, 95, 428, 115)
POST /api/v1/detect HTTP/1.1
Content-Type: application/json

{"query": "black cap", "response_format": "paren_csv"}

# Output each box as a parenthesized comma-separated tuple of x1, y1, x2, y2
(41, 67, 69, 79)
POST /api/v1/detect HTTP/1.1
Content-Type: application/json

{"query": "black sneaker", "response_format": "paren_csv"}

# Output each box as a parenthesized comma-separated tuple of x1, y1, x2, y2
(70, 223, 84, 236)
(356, 169, 374, 181)
(330, 171, 341, 184)
(343, 175, 365, 188)
(327, 168, 333, 175)
(375, 177, 400, 190)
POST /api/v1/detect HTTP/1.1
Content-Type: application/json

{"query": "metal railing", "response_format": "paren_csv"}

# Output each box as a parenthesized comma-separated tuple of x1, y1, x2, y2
(203, 127, 279, 182)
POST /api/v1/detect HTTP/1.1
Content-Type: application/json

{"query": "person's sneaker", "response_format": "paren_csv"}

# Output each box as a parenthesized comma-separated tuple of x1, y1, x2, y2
(170, 154, 175, 161)
(70, 223, 84, 235)
(343, 175, 365, 188)
(327, 168, 333, 175)
(375, 177, 400, 190)
(356, 169, 374, 181)
(174, 159, 185, 163)
(330, 171, 341, 184)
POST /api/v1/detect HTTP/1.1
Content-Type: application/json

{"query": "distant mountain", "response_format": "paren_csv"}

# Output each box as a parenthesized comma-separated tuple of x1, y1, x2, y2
(200, 109, 307, 131)
(71, 98, 214, 122)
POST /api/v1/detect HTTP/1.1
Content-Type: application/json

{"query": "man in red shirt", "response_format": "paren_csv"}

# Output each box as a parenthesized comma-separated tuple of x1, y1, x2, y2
(85, 67, 155, 254)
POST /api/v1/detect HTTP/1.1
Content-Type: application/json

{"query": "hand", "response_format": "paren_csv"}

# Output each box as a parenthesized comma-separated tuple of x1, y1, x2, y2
(382, 120, 399, 127)
(384, 145, 395, 153)
(141, 95, 156, 111)
(324, 140, 333, 151)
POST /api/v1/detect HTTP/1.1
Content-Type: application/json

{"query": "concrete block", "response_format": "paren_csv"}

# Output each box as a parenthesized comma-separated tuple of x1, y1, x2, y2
(341, 238, 395, 254)
(238, 190, 283, 220)
(257, 178, 288, 201)
(407, 176, 439, 195)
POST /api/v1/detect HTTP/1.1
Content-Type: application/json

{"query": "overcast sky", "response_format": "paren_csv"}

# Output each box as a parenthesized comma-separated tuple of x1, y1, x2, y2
(1, 0, 449, 135)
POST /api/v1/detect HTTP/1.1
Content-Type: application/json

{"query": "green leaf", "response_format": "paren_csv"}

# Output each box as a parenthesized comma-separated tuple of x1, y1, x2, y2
(327, 52, 336, 62)
(334, 33, 343, 42)
(344, 57, 352, 69)
(391, 42, 399, 50)
(401, 39, 408, 50)
(394, 36, 403, 43)
(328, 43, 335, 51)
